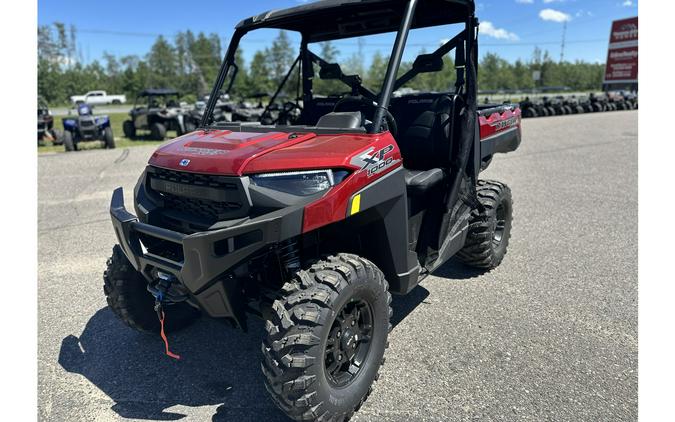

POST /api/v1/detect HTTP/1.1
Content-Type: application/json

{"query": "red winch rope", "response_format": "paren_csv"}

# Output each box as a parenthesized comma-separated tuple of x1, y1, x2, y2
(159, 311, 181, 360)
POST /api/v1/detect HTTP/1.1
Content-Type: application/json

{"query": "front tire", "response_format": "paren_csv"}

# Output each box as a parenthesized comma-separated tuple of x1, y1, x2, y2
(122, 120, 136, 139)
(262, 254, 392, 422)
(103, 245, 199, 333)
(63, 130, 75, 152)
(457, 180, 513, 269)
(103, 127, 116, 149)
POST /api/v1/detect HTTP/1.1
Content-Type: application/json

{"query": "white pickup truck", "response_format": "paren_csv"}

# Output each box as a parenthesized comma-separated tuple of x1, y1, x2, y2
(70, 90, 127, 105)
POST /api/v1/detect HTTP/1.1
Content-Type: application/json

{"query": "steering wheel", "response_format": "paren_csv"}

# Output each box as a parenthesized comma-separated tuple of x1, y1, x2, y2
(333, 96, 398, 138)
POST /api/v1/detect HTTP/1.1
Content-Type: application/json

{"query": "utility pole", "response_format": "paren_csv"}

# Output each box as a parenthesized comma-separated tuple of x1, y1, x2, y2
(560, 20, 567, 63)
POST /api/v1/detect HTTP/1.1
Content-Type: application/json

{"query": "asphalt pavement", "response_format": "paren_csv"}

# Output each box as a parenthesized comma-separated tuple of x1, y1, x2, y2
(38, 111, 638, 421)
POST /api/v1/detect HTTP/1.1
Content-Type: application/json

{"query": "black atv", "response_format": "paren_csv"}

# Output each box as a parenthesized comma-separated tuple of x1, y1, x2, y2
(61, 103, 115, 151)
(37, 96, 62, 145)
(123, 89, 189, 140)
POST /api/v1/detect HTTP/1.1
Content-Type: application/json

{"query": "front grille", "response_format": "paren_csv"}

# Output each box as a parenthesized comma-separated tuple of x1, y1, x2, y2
(79, 118, 95, 128)
(147, 166, 249, 224)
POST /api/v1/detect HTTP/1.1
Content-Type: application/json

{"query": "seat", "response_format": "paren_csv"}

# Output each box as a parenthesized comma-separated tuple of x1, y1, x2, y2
(390, 94, 458, 196)
(404, 168, 445, 196)
(316, 111, 363, 129)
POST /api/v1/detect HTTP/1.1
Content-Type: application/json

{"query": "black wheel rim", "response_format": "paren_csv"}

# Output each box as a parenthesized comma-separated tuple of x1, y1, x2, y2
(324, 298, 374, 387)
(493, 202, 506, 247)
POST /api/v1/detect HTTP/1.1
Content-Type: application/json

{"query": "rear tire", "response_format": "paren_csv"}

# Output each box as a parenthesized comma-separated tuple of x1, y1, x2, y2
(63, 131, 75, 152)
(150, 122, 167, 140)
(262, 254, 391, 422)
(103, 127, 116, 149)
(103, 245, 200, 333)
(123, 120, 136, 139)
(457, 180, 513, 269)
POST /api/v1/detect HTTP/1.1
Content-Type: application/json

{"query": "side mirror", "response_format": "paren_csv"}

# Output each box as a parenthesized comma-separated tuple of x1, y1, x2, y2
(413, 54, 443, 73)
(319, 63, 343, 80)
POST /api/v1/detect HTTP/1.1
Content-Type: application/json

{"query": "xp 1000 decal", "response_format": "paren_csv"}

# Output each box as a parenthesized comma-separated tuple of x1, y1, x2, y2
(350, 144, 399, 177)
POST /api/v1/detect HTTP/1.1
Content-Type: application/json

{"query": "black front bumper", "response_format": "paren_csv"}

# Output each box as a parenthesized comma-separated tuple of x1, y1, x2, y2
(110, 187, 304, 322)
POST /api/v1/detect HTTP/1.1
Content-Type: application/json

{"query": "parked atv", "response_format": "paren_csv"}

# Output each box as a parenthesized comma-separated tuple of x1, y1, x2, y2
(184, 95, 235, 133)
(622, 91, 638, 109)
(230, 93, 271, 123)
(104, 1, 520, 420)
(519, 97, 540, 118)
(37, 96, 62, 145)
(61, 103, 115, 151)
(123, 89, 189, 140)
(563, 96, 585, 114)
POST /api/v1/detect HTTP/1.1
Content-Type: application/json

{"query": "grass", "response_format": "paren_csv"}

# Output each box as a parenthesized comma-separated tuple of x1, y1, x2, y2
(37, 112, 171, 153)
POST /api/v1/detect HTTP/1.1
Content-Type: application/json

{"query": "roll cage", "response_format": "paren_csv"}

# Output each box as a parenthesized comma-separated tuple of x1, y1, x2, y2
(134, 89, 182, 109)
(200, 0, 478, 134)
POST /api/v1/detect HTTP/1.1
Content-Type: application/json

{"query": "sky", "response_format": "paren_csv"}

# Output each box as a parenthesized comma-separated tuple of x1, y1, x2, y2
(38, 0, 638, 67)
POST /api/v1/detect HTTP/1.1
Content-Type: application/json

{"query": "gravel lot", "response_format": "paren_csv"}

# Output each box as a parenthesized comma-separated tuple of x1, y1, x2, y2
(38, 111, 638, 421)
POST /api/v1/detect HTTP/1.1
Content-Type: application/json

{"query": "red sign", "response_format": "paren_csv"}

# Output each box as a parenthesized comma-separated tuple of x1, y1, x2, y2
(609, 17, 638, 44)
(604, 17, 638, 84)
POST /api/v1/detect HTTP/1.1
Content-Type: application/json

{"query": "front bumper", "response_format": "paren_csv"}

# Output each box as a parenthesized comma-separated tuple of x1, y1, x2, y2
(110, 187, 304, 322)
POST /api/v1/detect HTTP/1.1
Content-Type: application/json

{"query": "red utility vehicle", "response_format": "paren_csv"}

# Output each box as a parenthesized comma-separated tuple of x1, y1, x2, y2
(105, 1, 521, 420)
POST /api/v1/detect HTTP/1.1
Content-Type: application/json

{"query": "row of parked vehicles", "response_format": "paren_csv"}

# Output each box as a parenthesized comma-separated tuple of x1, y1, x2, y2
(39, 88, 637, 152)
(518, 92, 638, 118)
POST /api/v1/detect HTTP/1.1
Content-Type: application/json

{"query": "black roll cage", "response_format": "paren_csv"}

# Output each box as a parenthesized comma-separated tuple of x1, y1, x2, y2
(200, 0, 478, 134)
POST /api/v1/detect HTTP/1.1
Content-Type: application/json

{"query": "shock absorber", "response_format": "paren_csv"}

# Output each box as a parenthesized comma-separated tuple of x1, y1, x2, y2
(278, 238, 301, 274)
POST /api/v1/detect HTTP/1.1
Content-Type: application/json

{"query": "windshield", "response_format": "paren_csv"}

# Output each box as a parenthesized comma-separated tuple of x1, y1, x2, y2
(201, 20, 466, 131)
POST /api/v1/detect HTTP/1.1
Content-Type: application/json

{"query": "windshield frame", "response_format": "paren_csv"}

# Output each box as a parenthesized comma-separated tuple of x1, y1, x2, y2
(200, 0, 476, 133)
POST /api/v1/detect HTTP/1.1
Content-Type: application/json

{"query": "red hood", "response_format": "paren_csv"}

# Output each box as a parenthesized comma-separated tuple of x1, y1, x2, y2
(148, 129, 380, 175)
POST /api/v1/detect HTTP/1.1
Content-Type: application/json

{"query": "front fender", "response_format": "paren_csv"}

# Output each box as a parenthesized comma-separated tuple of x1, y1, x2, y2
(62, 119, 77, 130)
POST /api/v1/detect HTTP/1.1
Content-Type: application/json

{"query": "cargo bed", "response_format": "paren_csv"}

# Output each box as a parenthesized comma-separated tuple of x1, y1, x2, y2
(478, 103, 522, 159)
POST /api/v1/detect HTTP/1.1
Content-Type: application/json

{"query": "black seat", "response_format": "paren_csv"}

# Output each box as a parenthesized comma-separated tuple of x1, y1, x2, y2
(390, 94, 459, 196)
(404, 168, 445, 196)
(299, 96, 342, 125)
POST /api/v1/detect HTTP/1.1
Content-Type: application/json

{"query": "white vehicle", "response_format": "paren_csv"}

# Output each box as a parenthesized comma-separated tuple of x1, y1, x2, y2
(70, 90, 127, 106)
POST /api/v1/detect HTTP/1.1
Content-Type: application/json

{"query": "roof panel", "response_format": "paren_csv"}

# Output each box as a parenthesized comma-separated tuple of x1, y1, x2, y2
(237, 0, 474, 42)
(139, 88, 180, 96)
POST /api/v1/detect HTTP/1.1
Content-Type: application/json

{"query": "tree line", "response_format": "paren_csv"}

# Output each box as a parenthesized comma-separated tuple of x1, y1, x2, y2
(38, 23, 606, 105)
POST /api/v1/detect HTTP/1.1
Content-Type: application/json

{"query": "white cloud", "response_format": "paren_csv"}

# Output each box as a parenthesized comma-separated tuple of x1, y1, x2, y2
(543, 0, 566, 3)
(539, 8, 572, 23)
(515, 0, 534, 4)
(479, 21, 519, 41)
(622, 0, 635, 6)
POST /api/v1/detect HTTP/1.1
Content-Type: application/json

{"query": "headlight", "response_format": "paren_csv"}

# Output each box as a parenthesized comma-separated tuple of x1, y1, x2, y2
(250, 169, 349, 196)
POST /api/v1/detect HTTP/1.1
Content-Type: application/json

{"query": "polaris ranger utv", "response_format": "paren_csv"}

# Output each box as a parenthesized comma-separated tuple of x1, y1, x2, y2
(123, 89, 189, 140)
(105, 1, 520, 420)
